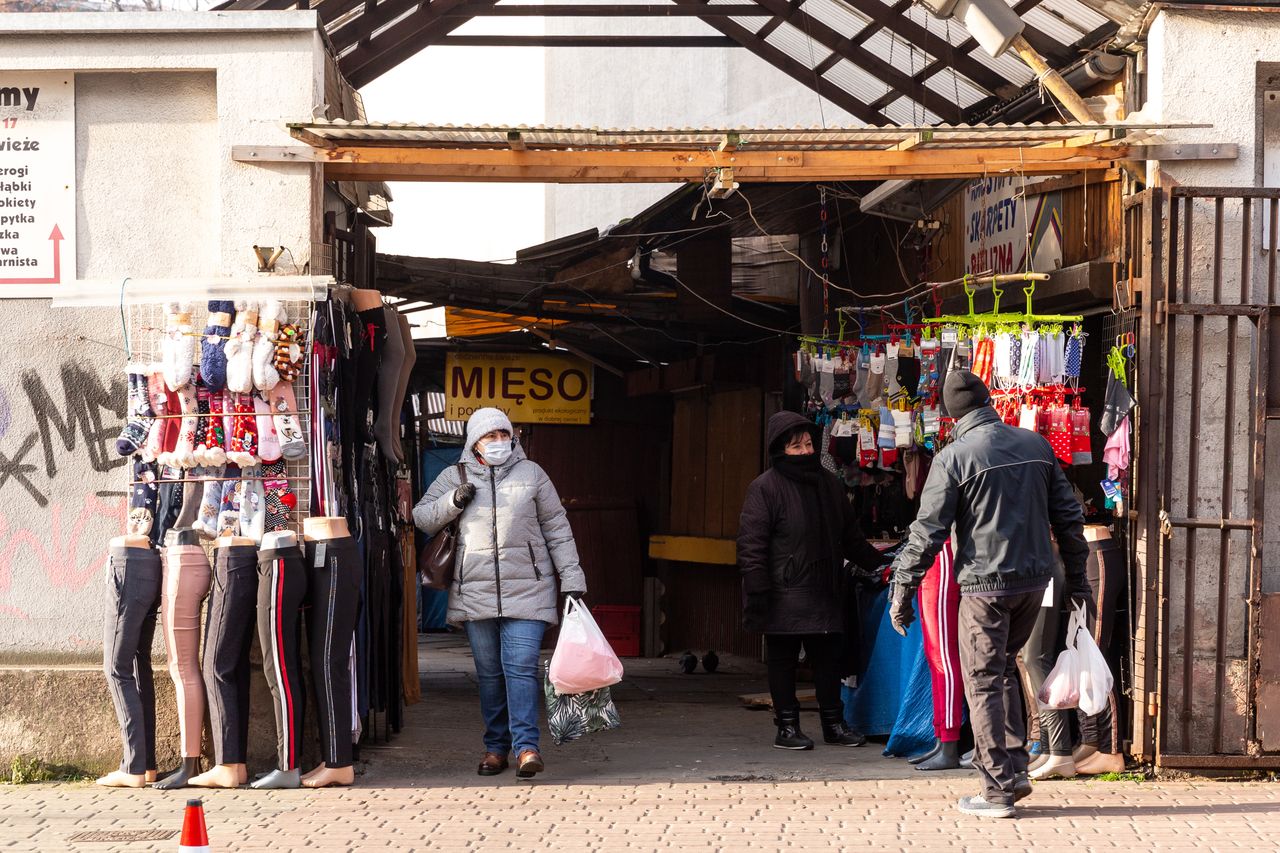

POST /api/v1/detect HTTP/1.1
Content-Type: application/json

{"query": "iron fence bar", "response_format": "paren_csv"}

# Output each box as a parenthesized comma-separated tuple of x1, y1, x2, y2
(1165, 303, 1268, 316)
(1269, 198, 1278, 304)
(1163, 517, 1255, 530)
(1170, 186, 1280, 200)
(1242, 198, 1253, 304)
(1248, 309, 1270, 747)
(1159, 190, 1180, 758)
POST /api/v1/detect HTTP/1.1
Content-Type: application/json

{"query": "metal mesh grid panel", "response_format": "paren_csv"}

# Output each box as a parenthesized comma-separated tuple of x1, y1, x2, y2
(126, 298, 314, 539)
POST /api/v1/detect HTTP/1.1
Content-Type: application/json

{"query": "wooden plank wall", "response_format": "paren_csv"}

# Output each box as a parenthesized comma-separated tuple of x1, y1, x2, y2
(669, 387, 763, 538)
(926, 172, 1124, 284)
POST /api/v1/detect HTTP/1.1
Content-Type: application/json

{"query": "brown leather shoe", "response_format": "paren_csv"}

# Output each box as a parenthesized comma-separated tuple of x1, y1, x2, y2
(477, 752, 508, 776)
(515, 750, 544, 779)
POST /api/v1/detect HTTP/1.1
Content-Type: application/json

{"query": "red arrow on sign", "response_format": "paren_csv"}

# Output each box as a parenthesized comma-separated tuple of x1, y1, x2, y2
(0, 225, 64, 285)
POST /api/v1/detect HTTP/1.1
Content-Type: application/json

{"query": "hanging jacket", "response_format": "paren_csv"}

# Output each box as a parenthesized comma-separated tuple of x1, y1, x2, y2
(413, 442, 587, 625)
(891, 406, 1090, 597)
(737, 411, 889, 635)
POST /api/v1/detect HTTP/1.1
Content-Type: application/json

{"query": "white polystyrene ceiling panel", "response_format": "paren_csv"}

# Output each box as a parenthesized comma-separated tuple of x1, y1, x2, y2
(764, 21, 828, 70)
(822, 58, 894, 105)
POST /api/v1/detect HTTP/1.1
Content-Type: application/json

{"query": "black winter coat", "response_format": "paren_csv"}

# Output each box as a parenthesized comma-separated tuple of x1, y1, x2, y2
(738, 412, 888, 635)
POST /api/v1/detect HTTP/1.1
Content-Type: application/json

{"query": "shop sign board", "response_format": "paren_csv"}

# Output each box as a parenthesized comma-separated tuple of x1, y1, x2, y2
(0, 72, 75, 297)
(963, 176, 1062, 275)
(445, 352, 592, 425)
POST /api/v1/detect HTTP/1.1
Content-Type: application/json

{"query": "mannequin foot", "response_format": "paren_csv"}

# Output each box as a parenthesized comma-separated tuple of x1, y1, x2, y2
(301, 762, 326, 781)
(189, 764, 242, 788)
(301, 765, 354, 788)
(238, 764, 248, 785)
(152, 757, 201, 790)
(959, 748, 974, 769)
(96, 770, 146, 788)
(250, 768, 301, 790)
(1027, 752, 1050, 773)
(915, 740, 962, 771)
(1029, 755, 1077, 781)
(1072, 743, 1099, 764)
(145, 770, 158, 784)
(907, 739, 942, 765)
(1075, 750, 1125, 776)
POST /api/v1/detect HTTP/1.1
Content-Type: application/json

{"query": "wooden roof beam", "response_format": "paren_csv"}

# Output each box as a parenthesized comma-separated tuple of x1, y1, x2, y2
(342, 0, 498, 87)
(456, 4, 767, 14)
(432, 35, 741, 47)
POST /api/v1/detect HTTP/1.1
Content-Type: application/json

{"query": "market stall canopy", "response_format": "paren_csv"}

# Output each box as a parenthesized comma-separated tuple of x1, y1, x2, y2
(213, 0, 1147, 128)
(233, 120, 1234, 183)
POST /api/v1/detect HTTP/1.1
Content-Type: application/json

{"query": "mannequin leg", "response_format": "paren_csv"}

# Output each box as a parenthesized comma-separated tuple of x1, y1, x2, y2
(303, 537, 361, 788)
(154, 545, 211, 789)
(251, 544, 308, 790)
(99, 547, 163, 788)
(193, 545, 258, 789)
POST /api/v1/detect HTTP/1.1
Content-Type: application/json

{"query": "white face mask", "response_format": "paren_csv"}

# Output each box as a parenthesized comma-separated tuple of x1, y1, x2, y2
(479, 440, 513, 466)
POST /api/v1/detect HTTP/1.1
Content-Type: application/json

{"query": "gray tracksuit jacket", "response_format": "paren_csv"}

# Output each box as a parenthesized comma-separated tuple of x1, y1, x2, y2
(413, 443, 587, 626)
(891, 406, 1090, 597)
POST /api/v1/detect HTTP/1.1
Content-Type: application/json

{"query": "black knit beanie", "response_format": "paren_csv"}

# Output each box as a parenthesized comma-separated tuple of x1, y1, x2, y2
(942, 370, 991, 421)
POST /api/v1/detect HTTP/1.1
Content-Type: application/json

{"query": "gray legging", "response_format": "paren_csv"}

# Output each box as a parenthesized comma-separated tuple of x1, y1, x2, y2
(1020, 558, 1072, 756)
(103, 545, 163, 775)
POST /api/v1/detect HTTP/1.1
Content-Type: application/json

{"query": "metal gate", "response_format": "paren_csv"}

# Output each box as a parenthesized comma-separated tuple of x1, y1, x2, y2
(1129, 186, 1280, 769)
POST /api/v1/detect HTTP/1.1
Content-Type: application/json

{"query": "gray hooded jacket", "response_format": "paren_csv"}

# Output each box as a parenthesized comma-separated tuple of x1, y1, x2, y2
(413, 442, 587, 626)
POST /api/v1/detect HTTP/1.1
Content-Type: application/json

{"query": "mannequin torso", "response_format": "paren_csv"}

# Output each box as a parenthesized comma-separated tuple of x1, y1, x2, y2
(304, 516, 350, 540)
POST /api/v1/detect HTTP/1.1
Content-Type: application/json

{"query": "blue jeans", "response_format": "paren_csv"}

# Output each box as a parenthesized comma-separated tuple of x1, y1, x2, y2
(464, 618, 547, 755)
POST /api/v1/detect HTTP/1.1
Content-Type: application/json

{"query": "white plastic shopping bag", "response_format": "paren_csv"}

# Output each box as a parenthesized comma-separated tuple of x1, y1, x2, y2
(1075, 603, 1115, 716)
(548, 598, 624, 695)
(1037, 604, 1084, 710)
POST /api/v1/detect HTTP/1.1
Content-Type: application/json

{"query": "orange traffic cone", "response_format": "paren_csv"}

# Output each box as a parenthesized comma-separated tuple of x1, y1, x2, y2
(178, 798, 210, 852)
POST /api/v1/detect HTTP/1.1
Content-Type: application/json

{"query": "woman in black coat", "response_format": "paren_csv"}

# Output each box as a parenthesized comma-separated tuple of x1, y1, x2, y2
(738, 410, 889, 750)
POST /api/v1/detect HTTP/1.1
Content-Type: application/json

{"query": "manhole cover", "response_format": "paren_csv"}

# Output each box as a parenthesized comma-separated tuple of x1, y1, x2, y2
(68, 830, 178, 843)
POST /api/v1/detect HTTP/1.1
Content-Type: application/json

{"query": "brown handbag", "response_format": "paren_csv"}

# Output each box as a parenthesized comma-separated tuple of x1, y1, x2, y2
(419, 463, 467, 591)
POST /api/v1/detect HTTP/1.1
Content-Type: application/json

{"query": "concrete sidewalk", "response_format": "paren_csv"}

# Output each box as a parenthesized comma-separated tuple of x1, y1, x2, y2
(2, 635, 1277, 852)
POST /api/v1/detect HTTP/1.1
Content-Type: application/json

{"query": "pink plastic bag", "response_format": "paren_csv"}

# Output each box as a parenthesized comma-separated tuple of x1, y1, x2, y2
(548, 598, 624, 695)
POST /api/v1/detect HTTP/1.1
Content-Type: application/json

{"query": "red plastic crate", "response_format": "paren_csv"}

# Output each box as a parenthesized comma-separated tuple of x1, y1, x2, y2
(591, 605, 641, 658)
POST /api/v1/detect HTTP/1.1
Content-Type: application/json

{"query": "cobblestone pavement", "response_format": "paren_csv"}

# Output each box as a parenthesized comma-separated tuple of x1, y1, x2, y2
(4, 636, 1278, 852)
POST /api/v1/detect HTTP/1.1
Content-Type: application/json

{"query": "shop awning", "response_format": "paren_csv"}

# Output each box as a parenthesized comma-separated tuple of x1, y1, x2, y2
(234, 121, 1235, 183)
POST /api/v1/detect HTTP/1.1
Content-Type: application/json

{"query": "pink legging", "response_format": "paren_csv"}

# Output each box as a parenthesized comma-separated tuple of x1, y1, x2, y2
(162, 545, 212, 758)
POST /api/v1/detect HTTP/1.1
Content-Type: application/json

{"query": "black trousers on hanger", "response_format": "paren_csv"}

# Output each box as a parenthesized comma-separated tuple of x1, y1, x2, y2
(257, 543, 309, 771)
(1079, 539, 1125, 753)
(306, 536, 363, 769)
(103, 546, 162, 775)
(202, 544, 258, 765)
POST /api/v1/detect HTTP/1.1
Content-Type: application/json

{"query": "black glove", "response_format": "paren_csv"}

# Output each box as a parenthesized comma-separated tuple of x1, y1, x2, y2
(851, 561, 890, 592)
(743, 593, 770, 633)
(889, 583, 917, 637)
(452, 482, 477, 508)
(1069, 589, 1093, 616)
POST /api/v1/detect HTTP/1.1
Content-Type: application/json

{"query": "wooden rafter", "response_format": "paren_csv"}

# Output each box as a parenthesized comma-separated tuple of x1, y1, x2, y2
(453, 4, 768, 15)
(341, 0, 499, 87)
(433, 35, 741, 47)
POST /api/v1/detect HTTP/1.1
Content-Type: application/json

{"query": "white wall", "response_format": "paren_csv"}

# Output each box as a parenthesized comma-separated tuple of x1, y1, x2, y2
(543, 17, 862, 238)
(0, 12, 322, 656)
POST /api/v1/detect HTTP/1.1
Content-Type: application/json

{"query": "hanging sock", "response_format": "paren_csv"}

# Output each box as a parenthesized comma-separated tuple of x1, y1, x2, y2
(238, 467, 266, 543)
(1071, 407, 1093, 465)
(200, 300, 236, 393)
(193, 465, 226, 539)
(215, 467, 242, 537)
(223, 301, 259, 395)
(161, 303, 197, 392)
(892, 408, 913, 449)
(141, 371, 169, 463)
(255, 395, 282, 464)
(128, 458, 159, 538)
(167, 385, 200, 470)
(226, 394, 259, 467)
(971, 337, 995, 387)
(268, 382, 307, 461)
(262, 459, 296, 532)
(274, 323, 305, 384)
(1019, 330, 1039, 388)
(877, 407, 898, 466)
(1065, 333, 1083, 380)
(198, 389, 228, 467)
(116, 364, 156, 457)
(254, 301, 286, 393)
(818, 356, 836, 408)
(865, 352, 886, 404)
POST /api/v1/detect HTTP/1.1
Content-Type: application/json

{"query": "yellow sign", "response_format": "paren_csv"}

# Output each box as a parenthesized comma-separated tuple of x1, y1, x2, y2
(445, 352, 593, 425)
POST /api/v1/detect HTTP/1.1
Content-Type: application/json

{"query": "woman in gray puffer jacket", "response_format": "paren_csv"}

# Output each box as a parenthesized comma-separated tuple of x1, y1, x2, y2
(414, 407, 587, 780)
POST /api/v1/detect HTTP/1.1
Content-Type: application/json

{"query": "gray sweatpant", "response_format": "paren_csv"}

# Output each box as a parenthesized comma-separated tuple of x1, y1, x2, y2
(958, 588, 1044, 806)
(102, 546, 162, 775)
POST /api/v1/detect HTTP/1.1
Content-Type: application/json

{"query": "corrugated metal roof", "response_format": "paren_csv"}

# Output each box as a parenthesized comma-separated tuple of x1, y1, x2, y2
(823, 59, 894, 106)
(290, 119, 1206, 151)
(764, 20, 827, 70)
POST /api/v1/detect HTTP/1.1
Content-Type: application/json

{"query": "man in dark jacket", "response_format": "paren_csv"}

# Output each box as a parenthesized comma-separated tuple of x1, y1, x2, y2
(889, 371, 1089, 819)
(738, 410, 889, 751)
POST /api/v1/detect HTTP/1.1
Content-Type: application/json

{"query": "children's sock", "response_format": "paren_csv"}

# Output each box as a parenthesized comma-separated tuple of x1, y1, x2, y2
(199, 389, 228, 467)
(892, 408, 913, 449)
(269, 382, 307, 461)
(128, 458, 158, 538)
(216, 466, 242, 537)
(274, 323, 304, 383)
(193, 465, 226, 538)
(865, 353, 886, 404)
(141, 371, 168, 463)
(116, 365, 155, 457)
(255, 394, 282, 464)
(161, 303, 196, 392)
(192, 385, 211, 466)
(155, 387, 181, 468)
(200, 300, 235, 392)
(262, 459, 297, 533)
(253, 300, 285, 392)
(226, 394, 260, 467)
(238, 466, 266, 543)
(174, 468, 202, 530)
(223, 301, 258, 394)
(170, 385, 199, 469)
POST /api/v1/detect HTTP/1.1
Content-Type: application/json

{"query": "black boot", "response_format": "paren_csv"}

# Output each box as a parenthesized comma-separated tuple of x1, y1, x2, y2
(773, 709, 815, 750)
(915, 740, 961, 771)
(908, 739, 942, 765)
(819, 708, 867, 747)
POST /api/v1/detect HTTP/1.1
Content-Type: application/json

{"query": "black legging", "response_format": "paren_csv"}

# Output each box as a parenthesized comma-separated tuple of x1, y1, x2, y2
(103, 545, 162, 775)
(202, 544, 258, 766)
(1020, 559, 1072, 756)
(1079, 538, 1124, 752)
(765, 633, 843, 713)
(306, 536, 363, 769)
(257, 544, 309, 771)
